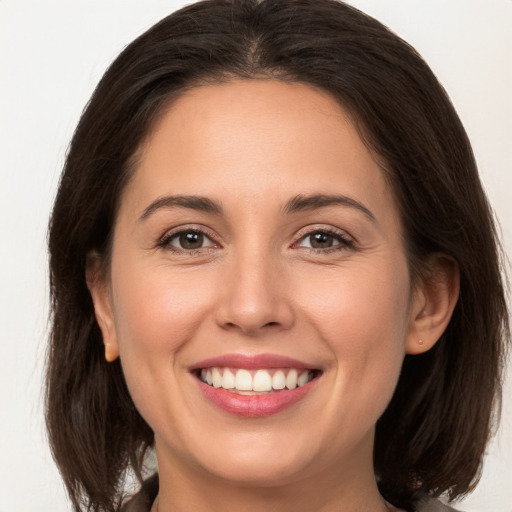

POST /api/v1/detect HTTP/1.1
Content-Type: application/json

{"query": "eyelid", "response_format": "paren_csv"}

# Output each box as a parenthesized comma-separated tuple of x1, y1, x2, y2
(291, 225, 355, 250)
(157, 224, 221, 251)
(156, 224, 355, 253)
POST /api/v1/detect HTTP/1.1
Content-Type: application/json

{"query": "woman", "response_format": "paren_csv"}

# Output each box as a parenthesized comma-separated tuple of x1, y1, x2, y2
(45, 1, 509, 511)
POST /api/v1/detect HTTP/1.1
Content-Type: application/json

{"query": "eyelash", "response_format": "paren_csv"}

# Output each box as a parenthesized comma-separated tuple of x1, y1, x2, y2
(292, 227, 355, 253)
(157, 227, 219, 254)
(157, 227, 355, 254)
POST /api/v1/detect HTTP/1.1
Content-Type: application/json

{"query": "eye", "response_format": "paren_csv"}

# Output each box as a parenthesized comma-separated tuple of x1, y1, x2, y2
(160, 229, 217, 251)
(295, 229, 354, 251)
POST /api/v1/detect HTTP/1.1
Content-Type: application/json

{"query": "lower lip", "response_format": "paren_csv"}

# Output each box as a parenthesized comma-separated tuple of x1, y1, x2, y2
(196, 377, 318, 417)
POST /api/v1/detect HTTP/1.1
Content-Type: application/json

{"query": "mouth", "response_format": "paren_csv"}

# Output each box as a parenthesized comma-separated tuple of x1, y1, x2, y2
(194, 367, 320, 394)
(190, 354, 322, 417)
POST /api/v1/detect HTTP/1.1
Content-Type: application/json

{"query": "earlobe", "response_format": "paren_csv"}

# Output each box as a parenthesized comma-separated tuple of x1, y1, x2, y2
(104, 342, 119, 363)
(406, 255, 460, 355)
(85, 252, 119, 362)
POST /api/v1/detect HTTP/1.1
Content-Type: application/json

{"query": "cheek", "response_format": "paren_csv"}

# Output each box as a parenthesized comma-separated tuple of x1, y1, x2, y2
(294, 259, 411, 413)
(297, 259, 411, 343)
(109, 263, 219, 427)
(110, 262, 217, 360)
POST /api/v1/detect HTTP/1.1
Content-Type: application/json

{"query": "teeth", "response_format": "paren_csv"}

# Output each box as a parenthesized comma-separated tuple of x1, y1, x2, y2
(221, 368, 235, 389)
(235, 369, 253, 391)
(199, 367, 314, 393)
(297, 371, 309, 387)
(212, 368, 222, 388)
(272, 370, 286, 390)
(253, 370, 272, 392)
(285, 369, 298, 390)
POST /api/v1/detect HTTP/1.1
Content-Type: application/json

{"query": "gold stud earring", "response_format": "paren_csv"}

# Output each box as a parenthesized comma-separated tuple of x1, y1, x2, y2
(418, 339, 425, 346)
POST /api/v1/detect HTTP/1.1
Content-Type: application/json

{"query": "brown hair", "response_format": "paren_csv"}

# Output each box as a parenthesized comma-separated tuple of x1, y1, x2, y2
(46, 1, 509, 510)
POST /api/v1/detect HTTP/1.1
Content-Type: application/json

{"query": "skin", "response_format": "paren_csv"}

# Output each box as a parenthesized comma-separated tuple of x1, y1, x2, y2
(88, 80, 458, 512)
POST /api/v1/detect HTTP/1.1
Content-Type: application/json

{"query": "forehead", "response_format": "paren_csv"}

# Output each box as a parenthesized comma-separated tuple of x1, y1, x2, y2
(122, 80, 397, 224)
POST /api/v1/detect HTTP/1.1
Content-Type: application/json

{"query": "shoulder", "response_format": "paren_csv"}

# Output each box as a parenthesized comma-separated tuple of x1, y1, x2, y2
(415, 496, 463, 512)
(121, 474, 159, 512)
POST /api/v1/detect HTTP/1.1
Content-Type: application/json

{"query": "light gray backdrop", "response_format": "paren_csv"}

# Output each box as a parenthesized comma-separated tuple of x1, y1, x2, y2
(0, 1, 510, 510)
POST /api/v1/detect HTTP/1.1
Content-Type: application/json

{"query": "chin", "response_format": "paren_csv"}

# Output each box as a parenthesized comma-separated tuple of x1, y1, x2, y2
(188, 432, 318, 487)
(203, 457, 310, 488)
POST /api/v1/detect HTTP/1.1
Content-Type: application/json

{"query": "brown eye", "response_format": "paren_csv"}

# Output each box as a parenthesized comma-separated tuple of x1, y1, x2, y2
(163, 229, 216, 251)
(296, 229, 353, 251)
(178, 231, 204, 249)
(309, 232, 334, 249)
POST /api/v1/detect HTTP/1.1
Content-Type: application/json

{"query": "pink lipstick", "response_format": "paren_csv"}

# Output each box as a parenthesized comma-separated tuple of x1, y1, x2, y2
(191, 353, 321, 417)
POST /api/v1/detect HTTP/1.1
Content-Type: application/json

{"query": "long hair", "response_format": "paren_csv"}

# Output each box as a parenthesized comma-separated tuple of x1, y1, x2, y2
(46, 1, 509, 510)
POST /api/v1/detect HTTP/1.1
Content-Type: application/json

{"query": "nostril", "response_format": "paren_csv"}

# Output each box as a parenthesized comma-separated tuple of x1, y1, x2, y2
(219, 319, 285, 333)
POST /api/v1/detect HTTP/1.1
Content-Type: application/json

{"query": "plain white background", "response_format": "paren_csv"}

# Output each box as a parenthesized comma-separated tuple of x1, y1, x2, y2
(0, 1, 510, 510)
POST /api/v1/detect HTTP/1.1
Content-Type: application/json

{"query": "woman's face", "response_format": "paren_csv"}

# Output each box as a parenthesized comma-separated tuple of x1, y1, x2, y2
(93, 81, 426, 488)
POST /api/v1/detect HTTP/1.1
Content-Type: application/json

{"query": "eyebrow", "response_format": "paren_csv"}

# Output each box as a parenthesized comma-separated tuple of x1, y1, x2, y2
(138, 195, 223, 221)
(138, 193, 375, 222)
(283, 194, 376, 222)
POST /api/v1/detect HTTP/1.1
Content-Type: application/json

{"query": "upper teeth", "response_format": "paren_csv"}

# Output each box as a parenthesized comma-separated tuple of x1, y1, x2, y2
(200, 367, 313, 392)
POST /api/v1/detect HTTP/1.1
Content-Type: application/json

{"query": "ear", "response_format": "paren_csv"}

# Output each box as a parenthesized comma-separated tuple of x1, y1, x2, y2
(86, 252, 119, 362)
(406, 254, 460, 355)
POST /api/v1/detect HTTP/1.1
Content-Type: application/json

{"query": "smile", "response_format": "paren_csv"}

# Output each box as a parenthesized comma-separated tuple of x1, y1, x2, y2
(191, 354, 322, 417)
(199, 367, 316, 393)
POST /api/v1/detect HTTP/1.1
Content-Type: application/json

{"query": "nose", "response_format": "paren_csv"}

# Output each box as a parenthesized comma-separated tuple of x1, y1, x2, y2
(214, 249, 295, 335)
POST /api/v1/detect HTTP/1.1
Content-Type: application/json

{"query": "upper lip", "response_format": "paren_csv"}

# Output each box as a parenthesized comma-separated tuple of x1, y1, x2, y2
(190, 353, 319, 371)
